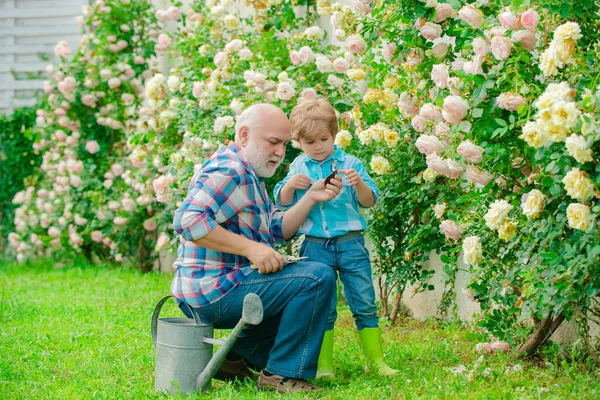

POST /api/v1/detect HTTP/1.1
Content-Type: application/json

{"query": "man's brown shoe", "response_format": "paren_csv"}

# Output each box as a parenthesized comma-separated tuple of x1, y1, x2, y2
(213, 358, 258, 382)
(257, 371, 324, 393)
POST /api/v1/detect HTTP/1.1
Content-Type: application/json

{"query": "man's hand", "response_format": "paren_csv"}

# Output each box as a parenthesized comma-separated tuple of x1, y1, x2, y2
(307, 175, 343, 203)
(286, 174, 312, 190)
(339, 168, 363, 186)
(246, 242, 285, 274)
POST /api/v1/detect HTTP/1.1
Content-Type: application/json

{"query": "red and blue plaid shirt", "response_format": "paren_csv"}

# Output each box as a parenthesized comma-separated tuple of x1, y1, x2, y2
(171, 143, 285, 307)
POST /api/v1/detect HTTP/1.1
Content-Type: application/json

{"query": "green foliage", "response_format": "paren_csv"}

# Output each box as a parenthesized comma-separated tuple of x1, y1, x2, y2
(0, 107, 40, 250)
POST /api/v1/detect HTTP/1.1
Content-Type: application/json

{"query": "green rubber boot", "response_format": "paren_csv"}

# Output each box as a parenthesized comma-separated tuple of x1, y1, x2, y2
(358, 327, 399, 376)
(316, 329, 336, 380)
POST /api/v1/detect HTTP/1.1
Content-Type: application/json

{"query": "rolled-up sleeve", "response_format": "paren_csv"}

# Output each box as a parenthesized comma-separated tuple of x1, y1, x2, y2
(270, 209, 285, 244)
(173, 165, 245, 242)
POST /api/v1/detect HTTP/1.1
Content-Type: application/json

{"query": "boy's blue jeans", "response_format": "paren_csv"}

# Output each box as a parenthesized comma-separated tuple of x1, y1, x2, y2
(300, 234, 379, 331)
(179, 262, 335, 379)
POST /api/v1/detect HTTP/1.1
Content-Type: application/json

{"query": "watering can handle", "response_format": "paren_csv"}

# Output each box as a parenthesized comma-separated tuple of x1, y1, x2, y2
(151, 295, 202, 349)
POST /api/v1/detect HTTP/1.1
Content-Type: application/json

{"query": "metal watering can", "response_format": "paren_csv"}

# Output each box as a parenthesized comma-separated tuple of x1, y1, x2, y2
(151, 293, 264, 394)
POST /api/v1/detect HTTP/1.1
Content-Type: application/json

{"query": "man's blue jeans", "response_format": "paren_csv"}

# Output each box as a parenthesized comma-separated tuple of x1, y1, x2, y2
(179, 262, 335, 379)
(300, 235, 379, 331)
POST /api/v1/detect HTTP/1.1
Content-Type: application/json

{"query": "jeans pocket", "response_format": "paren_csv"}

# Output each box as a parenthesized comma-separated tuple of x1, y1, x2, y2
(353, 237, 370, 259)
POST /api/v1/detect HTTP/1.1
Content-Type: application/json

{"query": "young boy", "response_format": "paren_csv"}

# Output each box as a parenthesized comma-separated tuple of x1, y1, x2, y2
(274, 98, 398, 379)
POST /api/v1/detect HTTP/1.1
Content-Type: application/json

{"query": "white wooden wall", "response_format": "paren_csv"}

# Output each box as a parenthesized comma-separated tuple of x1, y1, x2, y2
(0, 0, 88, 114)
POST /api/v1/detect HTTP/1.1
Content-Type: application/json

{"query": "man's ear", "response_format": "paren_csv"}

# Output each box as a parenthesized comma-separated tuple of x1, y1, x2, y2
(238, 126, 250, 146)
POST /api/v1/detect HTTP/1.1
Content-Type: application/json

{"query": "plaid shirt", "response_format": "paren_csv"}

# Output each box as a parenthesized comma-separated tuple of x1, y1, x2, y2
(273, 146, 379, 238)
(171, 143, 285, 308)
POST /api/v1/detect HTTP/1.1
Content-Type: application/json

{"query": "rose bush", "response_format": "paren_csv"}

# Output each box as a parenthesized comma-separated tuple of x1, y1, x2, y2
(8, 0, 600, 353)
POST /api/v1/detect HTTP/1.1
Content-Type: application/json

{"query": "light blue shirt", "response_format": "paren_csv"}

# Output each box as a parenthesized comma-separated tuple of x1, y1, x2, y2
(274, 146, 379, 238)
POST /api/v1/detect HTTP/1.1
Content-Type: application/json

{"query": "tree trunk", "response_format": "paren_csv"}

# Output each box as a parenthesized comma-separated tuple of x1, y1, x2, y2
(389, 287, 404, 324)
(518, 313, 565, 357)
(379, 275, 389, 319)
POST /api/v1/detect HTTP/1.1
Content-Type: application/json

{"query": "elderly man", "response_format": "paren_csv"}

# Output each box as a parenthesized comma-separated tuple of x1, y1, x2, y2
(171, 104, 342, 393)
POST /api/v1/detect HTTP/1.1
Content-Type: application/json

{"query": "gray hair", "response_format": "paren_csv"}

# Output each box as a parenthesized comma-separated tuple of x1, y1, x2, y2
(234, 104, 264, 140)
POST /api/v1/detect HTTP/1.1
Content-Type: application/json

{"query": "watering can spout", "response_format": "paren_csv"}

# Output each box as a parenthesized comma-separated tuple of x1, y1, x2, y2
(196, 293, 263, 390)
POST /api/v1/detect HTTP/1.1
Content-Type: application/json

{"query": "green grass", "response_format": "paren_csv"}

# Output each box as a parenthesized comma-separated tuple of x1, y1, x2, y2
(0, 259, 598, 399)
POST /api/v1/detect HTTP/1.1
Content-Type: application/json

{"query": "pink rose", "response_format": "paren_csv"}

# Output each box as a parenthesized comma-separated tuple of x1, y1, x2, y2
(298, 46, 315, 64)
(416, 135, 443, 155)
(511, 30, 536, 51)
(108, 77, 121, 89)
(290, 51, 302, 65)
(457, 5, 483, 29)
(434, 4, 453, 23)
(491, 36, 512, 60)
(48, 227, 61, 238)
(419, 104, 442, 121)
(431, 64, 449, 89)
(333, 58, 350, 73)
(398, 92, 419, 117)
(466, 165, 493, 185)
(300, 88, 317, 101)
(496, 92, 525, 111)
(411, 115, 428, 133)
(157, 33, 171, 47)
(81, 94, 97, 107)
(238, 48, 252, 59)
(498, 10, 518, 30)
(431, 42, 449, 58)
(85, 140, 100, 154)
(420, 22, 442, 41)
(54, 41, 71, 57)
(213, 51, 227, 67)
(91, 231, 104, 243)
(520, 9, 540, 31)
(192, 81, 204, 99)
(472, 37, 490, 56)
(383, 42, 397, 64)
(457, 140, 484, 163)
(426, 154, 450, 176)
(463, 55, 485, 76)
(442, 95, 469, 125)
(166, 6, 181, 21)
(445, 159, 464, 179)
(143, 219, 158, 231)
(114, 217, 128, 226)
(277, 82, 295, 101)
(155, 233, 169, 251)
(122, 198, 136, 212)
(346, 35, 367, 54)
(440, 220, 462, 240)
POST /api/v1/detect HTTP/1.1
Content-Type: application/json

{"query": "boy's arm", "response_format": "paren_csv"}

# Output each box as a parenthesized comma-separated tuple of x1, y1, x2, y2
(278, 181, 297, 207)
(354, 178, 375, 207)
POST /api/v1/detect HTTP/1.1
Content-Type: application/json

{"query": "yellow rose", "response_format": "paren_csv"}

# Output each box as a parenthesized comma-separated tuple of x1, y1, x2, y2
(565, 134, 593, 163)
(334, 130, 353, 148)
(554, 21, 582, 41)
(423, 168, 437, 183)
(520, 121, 550, 148)
(384, 129, 400, 147)
(463, 236, 483, 266)
(562, 168, 595, 201)
(521, 189, 545, 219)
(498, 219, 517, 241)
(484, 199, 513, 230)
(566, 203, 591, 230)
(348, 68, 367, 81)
(370, 155, 390, 175)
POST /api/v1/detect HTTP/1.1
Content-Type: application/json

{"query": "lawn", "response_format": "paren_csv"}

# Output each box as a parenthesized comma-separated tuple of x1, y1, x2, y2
(0, 259, 598, 399)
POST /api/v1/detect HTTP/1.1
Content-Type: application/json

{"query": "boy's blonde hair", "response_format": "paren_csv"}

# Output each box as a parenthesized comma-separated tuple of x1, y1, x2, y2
(289, 98, 338, 142)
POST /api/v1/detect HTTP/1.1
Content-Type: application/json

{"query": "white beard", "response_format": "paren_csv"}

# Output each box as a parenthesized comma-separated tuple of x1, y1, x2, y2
(243, 138, 282, 178)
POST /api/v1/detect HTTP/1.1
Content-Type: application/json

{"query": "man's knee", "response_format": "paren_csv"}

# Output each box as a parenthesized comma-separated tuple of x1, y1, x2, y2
(301, 261, 335, 285)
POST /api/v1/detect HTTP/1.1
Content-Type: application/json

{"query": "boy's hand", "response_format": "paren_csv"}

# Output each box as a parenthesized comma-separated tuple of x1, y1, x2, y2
(308, 175, 342, 202)
(339, 168, 362, 186)
(287, 174, 312, 190)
